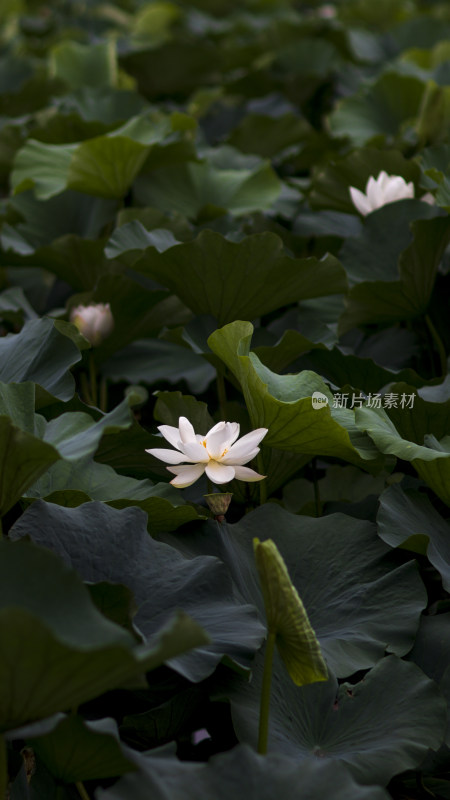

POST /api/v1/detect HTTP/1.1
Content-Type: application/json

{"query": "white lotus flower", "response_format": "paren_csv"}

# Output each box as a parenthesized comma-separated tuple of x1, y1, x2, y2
(349, 171, 415, 216)
(146, 416, 268, 488)
(70, 302, 114, 346)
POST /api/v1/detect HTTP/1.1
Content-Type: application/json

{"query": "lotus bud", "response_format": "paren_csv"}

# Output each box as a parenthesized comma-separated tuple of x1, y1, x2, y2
(70, 303, 114, 347)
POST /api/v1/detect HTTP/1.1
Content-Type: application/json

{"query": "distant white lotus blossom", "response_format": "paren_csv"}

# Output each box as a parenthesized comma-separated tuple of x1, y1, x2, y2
(317, 4, 337, 18)
(146, 416, 268, 488)
(349, 171, 415, 216)
(70, 302, 114, 346)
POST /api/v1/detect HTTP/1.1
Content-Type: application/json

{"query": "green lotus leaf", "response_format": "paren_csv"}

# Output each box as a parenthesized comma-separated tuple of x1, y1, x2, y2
(0, 536, 208, 732)
(153, 391, 215, 435)
(131, 1, 181, 44)
(0, 317, 81, 402)
(377, 483, 450, 586)
(309, 147, 420, 213)
(49, 40, 118, 91)
(417, 143, 450, 209)
(162, 503, 426, 677)
(118, 40, 221, 99)
(11, 139, 77, 199)
(41, 394, 135, 461)
(355, 388, 450, 504)
(102, 339, 215, 394)
(105, 221, 179, 263)
(0, 416, 60, 518)
(339, 214, 450, 332)
(227, 112, 312, 159)
(129, 231, 346, 326)
(253, 328, 426, 390)
(96, 743, 390, 800)
(228, 654, 446, 786)
(407, 612, 450, 746)
(87, 582, 140, 640)
(132, 153, 282, 219)
(0, 286, 37, 325)
(339, 199, 442, 285)
(11, 114, 172, 200)
(10, 501, 265, 682)
(208, 321, 385, 470)
(93, 416, 165, 482)
(53, 87, 149, 126)
(120, 684, 203, 750)
(282, 464, 389, 515)
(3, 190, 117, 246)
(1, 234, 111, 291)
(328, 72, 425, 147)
(254, 538, 328, 687)
(67, 135, 150, 198)
(0, 383, 193, 529)
(29, 715, 136, 782)
(79, 274, 190, 363)
(26, 458, 202, 534)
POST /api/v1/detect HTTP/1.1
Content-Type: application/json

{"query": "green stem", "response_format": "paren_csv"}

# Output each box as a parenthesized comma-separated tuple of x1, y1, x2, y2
(99, 375, 108, 413)
(216, 371, 227, 420)
(76, 781, 91, 800)
(0, 735, 7, 798)
(425, 314, 447, 377)
(311, 457, 322, 517)
(257, 630, 276, 755)
(89, 352, 98, 408)
(257, 452, 267, 506)
(80, 372, 93, 405)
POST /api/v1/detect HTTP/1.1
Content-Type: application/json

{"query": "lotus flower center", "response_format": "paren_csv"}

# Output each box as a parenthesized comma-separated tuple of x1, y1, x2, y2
(201, 439, 229, 461)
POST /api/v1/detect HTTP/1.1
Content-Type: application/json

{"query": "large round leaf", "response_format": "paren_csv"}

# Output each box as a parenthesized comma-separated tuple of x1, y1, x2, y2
(102, 339, 215, 394)
(208, 321, 386, 471)
(97, 743, 390, 800)
(25, 458, 202, 534)
(407, 612, 450, 746)
(228, 654, 446, 786)
(339, 214, 450, 332)
(328, 72, 425, 146)
(377, 483, 450, 589)
(119, 230, 346, 327)
(28, 715, 136, 782)
(0, 415, 60, 518)
(132, 152, 282, 219)
(162, 503, 426, 677)
(9, 501, 265, 682)
(355, 388, 450, 505)
(0, 317, 81, 402)
(0, 537, 208, 732)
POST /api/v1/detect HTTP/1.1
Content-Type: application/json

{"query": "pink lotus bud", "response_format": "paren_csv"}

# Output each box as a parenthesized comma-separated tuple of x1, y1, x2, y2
(70, 302, 114, 346)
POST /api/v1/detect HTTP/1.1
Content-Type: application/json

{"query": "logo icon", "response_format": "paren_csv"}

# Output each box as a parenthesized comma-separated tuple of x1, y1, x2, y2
(312, 391, 329, 410)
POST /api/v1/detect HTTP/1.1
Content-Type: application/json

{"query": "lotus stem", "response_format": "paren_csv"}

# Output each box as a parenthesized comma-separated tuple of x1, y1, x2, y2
(425, 314, 447, 377)
(0, 735, 7, 798)
(89, 352, 98, 407)
(257, 629, 276, 755)
(99, 375, 108, 413)
(216, 370, 228, 420)
(76, 781, 91, 800)
(257, 452, 267, 505)
(80, 372, 93, 405)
